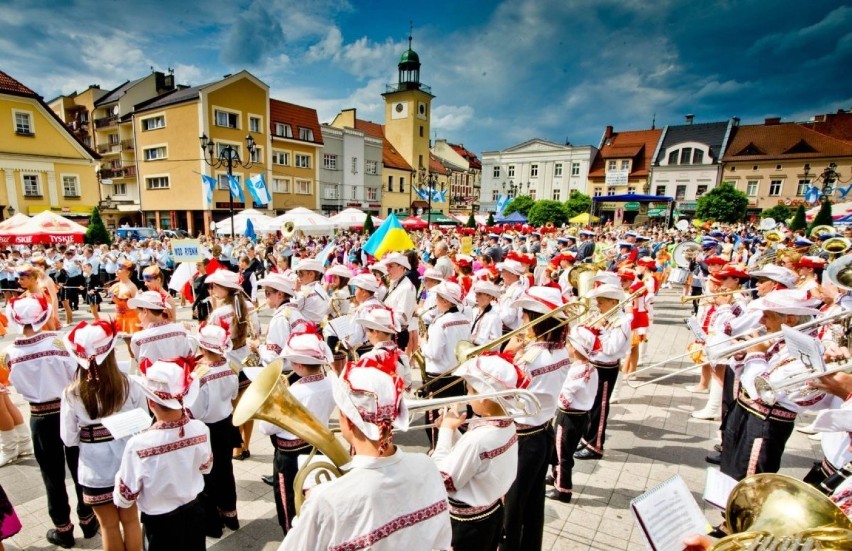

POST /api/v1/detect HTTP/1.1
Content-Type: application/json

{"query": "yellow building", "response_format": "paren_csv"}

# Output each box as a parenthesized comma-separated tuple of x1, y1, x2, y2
(132, 71, 270, 234)
(268, 98, 323, 212)
(0, 70, 100, 221)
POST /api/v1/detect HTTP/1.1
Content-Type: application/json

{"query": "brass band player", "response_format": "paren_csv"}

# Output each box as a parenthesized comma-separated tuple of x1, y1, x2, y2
(252, 274, 306, 368)
(469, 281, 502, 346)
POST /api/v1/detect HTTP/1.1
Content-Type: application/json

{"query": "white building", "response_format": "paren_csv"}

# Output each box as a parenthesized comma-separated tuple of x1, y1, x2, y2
(480, 139, 597, 213)
(319, 124, 383, 215)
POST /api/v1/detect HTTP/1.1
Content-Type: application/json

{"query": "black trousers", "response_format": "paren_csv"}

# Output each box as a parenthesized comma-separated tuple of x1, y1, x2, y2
(500, 425, 553, 551)
(690, 286, 702, 315)
(422, 373, 466, 449)
(451, 500, 504, 551)
(273, 444, 310, 535)
(67, 275, 83, 308)
(30, 412, 94, 530)
(580, 366, 619, 454)
(141, 497, 205, 551)
(720, 364, 736, 436)
(396, 330, 410, 350)
(721, 402, 795, 481)
(553, 410, 589, 494)
(201, 416, 239, 532)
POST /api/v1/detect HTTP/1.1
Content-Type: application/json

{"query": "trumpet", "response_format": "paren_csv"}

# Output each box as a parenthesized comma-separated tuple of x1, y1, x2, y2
(753, 358, 852, 406)
(402, 389, 541, 430)
(679, 289, 745, 303)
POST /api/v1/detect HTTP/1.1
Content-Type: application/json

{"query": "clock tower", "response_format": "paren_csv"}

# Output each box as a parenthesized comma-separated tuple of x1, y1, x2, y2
(383, 34, 434, 172)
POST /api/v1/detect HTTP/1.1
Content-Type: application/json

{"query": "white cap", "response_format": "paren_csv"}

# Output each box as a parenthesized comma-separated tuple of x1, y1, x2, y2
(355, 306, 400, 334)
(496, 259, 524, 276)
(472, 280, 501, 298)
(282, 332, 334, 365)
(257, 273, 297, 296)
(747, 289, 821, 316)
(383, 252, 411, 270)
(433, 281, 463, 306)
(206, 269, 242, 290)
(198, 323, 233, 355)
(592, 271, 621, 287)
(64, 320, 119, 370)
(332, 363, 408, 443)
(510, 286, 567, 318)
(351, 274, 379, 293)
(420, 268, 444, 282)
(132, 358, 197, 410)
(586, 283, 626, 301)
(749, 264, 799, 289)
(6, 295, 52, 333)
(127, 290, 168, 310)
(327, 265, 353, 279)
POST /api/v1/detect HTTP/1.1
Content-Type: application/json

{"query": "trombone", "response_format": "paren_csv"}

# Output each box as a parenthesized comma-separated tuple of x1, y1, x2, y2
(402, 389, 542, 430)
(679, 289, 745, 303)
(754, 357, 852, 406)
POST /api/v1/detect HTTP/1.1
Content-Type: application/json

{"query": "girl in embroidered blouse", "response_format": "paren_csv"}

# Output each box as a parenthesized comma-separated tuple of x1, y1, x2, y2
(60, 321, 145, 551)
(109, 260, 139, 336)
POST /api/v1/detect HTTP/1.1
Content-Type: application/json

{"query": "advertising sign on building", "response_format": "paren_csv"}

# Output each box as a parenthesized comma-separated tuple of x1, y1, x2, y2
(605, 170, 629, 186)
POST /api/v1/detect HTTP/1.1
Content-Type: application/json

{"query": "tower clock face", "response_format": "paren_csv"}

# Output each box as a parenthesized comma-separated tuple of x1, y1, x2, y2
(391, 101, 408, 119)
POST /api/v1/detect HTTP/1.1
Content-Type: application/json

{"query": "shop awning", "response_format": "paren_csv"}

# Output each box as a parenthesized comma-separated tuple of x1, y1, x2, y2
(592, 194, 673, 202)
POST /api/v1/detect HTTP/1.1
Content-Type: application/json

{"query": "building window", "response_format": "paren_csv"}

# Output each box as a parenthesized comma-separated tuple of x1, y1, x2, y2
(655, 185, 666, 196)
(399, 177, 405, 193)
(508, 165, 515, 178)
(146, 176, 169, 190)
(296, 180, 311, 195)
(14, 111, 33, 135)
(571, 162, 580, 176)
(667, 150, 678, 165)
(141, 115, 165, 131)
(693, 150, 704, 164)
(593, 188, 602, 197)
(493, 166, 500, 178)
(273, 178, 290, 193)
(324, 185, 339, 200)
(419, 125, 424, 137)
(769, 180, 783, 196)
(679, 148, 692, 165)
(365, 160, 379, 175)
(214, 110, 239, 129)
(696, 184, 708, 197)
(627, 186, 636, 194)
(530, 164, 539, 177)
(554, 163, 563, 177)
(552, 188, 561, 201)
(22, 174, 40, 196)
(143, 146, 167, 161)
(608, 160, 617, 171)
(216, 174, 239, 190)
(797, 179, 810, 196)
(606, 188, 615, 196)
(274, 123, 292, 138)
(367, 187, 378, 201)
(298, 127, 314, 141)
(272, 150, 289, 165)
(109, 133, 120, 145)
(249, 116, 261, 133)
(388, 176, 393, 192)
(62, 176, 80, 197)
(621, 160, 630, 170)
(114, 182, 127, 196)
(675, 185, 687, 200)
(323, 154, 338, 170)
(746, 180, 759, 196)
(250, 147, 261, 163)
(492, 189, 499, 201)
(216, 143, 240, 159)
(295, 154, 311, 168)
(351, 157, 358, 174)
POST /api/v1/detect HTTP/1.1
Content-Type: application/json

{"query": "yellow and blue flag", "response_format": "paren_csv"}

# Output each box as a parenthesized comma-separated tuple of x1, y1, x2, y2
(363, 213, 414, 259)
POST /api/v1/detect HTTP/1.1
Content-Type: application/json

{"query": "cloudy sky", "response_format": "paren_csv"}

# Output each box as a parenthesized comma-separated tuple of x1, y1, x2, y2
(1, 0, 850, 155)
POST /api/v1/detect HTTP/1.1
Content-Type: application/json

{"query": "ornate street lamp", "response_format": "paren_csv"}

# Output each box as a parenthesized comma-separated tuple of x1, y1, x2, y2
(200, 133, 257, 239)
(502, 180, 519, 198)
(803, 162, 848, 202)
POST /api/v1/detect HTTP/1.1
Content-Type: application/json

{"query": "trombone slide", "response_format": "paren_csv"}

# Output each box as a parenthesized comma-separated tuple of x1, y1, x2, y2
(402, 389, 541, 427)
(754, 359, 852, 406)
(679, 289, 744, 303)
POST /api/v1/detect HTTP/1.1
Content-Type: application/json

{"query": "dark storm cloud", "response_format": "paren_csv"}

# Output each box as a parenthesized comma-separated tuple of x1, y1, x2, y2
(220, 2, 285, 66)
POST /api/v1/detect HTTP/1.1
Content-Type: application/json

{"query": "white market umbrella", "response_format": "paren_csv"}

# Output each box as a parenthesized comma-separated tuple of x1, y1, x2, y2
(269, 207, 334, 235)
(213, 209, 276, 236)
(328, 208, 383, 229)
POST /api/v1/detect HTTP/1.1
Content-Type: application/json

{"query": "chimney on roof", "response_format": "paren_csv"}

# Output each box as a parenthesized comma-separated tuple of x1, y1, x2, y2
(604, 125, 613, 139)
(685, 114, 694, 125)
(732, 117, 740, 126)
(765, 117, 781, 125)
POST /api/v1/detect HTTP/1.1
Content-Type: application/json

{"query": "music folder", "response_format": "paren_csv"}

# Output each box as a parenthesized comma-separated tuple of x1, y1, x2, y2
(631, 475, 711, 551)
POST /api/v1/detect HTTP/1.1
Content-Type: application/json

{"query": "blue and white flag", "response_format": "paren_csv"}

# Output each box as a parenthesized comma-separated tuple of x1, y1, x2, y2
(496, 194, 510, 216)
(200, 174, 216, 204)
(835, 183, 852, 200)
(414, 186, 430, 201)
(805, 184, 821, 204)
(228, 174, 245, 202)
(247, 173, 271, 206)
(431, 188, 447, 203)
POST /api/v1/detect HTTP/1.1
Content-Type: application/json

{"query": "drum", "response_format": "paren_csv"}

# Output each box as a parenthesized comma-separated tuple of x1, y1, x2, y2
(667, 267, 689, 285)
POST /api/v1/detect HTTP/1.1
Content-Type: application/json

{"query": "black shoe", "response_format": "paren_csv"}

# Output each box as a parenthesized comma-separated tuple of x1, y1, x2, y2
(545, 488, 572, 503)
(705, 452, 721, 465)
(261, 474, 274, 486)
(47, 528, 75, 549)
(222, 516, 240, 531)
(206, 526, 223, 539)
(574, 448, 603, 460)
(713, 443, 722, 453)
(545, 474, 555, 486)
(81, 517, 100, 539)
(233, 449, 250, 461)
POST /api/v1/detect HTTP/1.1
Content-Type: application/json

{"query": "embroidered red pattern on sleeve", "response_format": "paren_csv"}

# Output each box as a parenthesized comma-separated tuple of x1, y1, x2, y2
(328, 499, 448, 551)
(440, 471, 457, 493)
(118, 480, 140, 502)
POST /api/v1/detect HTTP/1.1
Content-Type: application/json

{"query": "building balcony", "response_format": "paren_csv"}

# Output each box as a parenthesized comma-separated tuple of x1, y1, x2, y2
(96, 143, 123, 155)
(121, 139, 134, 151)
(94, 115, 119, 129)
(99, 165, 137, 179)
(384, 82, 432, 94)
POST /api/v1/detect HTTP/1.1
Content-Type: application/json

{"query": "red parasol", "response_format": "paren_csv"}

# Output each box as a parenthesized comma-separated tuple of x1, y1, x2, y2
(0, 210, 87, 245)
(401, 216, 428, 230)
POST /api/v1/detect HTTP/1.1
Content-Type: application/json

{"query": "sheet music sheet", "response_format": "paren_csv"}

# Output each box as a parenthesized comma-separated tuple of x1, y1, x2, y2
(100, 408, 152, 440)
(703, 468, 738, 510)
(325, 314, 356, 340)
(781, 324, 826, 374)
(631, 475, 711, 551)
(686, 318, 707, 342)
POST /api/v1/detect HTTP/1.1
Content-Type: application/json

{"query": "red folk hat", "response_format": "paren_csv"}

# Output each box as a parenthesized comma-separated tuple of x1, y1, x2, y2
(716, 267, 750, 280)
(795, 256, 827, 270)
(704, 256, 728, 266)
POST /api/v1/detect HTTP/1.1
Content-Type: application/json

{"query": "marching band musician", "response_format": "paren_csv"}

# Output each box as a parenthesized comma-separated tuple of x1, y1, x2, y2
(5, 296, 99, 546)
(496, 258, 526, 333)
(352, 307, 412, 389)
(344, 274, 387, 355)
(421, 282, 472, 447)
(633, 256, 659, 363)
(325, 264, 353, 364)
(129, 291, 197, 373)
(475, 252, 498, 282)
(279, 360, 452, 551)
(370, 262, 389, 301)
(796, 255, 827, 294)
(432, 354, 525, 551)
(416, 268, 444, 331)
(469, 281, 502, 346)
(555, 252, 576, 296)
(575, 283, 631, 461)
(185, 324, 240, 538)
(502, 286, 570, 551)
(253, 273, 306, 367)
(721, 289, 832, 481)
(258, 330, 335, 537)
(382, 252, 418, 350)
(292, 258, 331, 325)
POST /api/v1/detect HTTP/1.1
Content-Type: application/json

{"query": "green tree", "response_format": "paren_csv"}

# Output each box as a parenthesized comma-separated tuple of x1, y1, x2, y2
(528, 200, 569, 227)
(563, 190, 592, 219)
(695, 183, 749, 223)
(789, 205, 807, 231)
(760, 204, 791, 222)
(85, 207, 111, 245)
(503, 195, 536, 217)
(363, 213, 375, 235)
(808, 199, 834, 232)
(465, 211, 476, 228)
(486, 212, 495, 226)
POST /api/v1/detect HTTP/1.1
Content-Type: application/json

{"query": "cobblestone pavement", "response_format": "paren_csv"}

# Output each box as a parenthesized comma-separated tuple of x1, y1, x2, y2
(0, 288, 822, 550)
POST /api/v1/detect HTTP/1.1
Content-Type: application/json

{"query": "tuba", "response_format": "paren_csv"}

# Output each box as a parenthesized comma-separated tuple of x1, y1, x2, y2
(711, 473, 852, 550)
(281, 220, 296, 240)
(233, 360, 350, 512)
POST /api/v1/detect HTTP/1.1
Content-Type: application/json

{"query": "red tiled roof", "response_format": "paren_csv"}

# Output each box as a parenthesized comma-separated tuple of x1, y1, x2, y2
(722, 122, 852, 161)
(270, 98, 323, 145)
(448, 143, 482, 169)
(0, 71, 37, 97)
(429, 153, 446, 173)
(588, 128, 661, 178)
(354, 119, 412, 171)
(799, 111, 852, 144)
